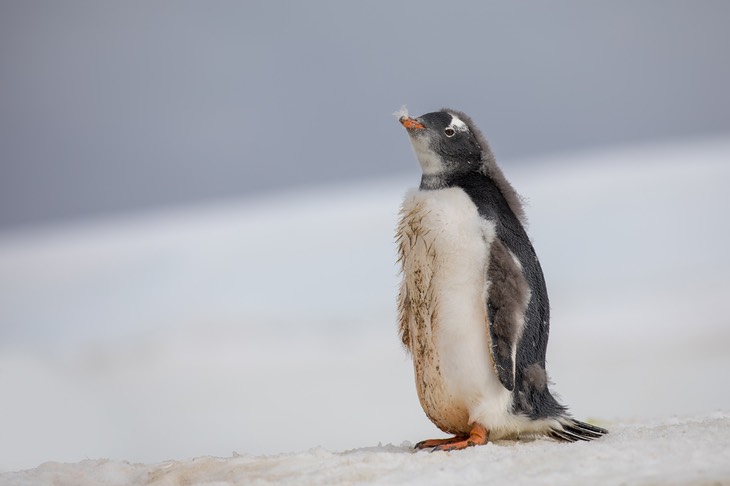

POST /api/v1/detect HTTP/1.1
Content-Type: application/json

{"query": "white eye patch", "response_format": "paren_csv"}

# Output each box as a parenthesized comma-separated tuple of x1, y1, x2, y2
(448, 115, 469, 132)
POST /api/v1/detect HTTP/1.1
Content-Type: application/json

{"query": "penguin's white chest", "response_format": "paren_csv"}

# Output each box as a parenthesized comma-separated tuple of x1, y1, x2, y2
(397, 187, 513, 435)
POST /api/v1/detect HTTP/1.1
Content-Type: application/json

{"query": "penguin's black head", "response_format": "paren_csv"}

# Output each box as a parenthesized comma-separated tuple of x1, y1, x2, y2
(399, 109, 483, 187)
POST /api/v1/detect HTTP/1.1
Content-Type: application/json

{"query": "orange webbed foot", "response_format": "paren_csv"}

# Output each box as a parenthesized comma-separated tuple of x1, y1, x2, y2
(414, 436, 468, 450)
(415, 424, 489, 452)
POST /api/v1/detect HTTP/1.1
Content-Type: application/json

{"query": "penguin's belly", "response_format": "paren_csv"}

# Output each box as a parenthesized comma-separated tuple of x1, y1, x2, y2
(397, 188, 513, 435)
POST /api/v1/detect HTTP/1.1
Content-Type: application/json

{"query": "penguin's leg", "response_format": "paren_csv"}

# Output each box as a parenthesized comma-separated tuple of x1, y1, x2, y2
(415, 424, 489, 451)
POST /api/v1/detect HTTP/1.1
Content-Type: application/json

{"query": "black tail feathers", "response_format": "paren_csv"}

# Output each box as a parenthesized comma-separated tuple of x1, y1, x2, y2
(549, 418, 608, 442)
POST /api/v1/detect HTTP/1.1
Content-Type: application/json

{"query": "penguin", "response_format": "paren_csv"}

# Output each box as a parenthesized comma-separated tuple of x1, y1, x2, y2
(395, 108, 607, 451)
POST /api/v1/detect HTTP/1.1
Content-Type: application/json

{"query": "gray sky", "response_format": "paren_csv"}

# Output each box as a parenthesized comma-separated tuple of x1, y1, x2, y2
(2, 1, 729, 229)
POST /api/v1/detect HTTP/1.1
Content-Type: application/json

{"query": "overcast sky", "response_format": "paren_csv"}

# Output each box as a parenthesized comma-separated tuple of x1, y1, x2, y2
(1, 1, 729, 229)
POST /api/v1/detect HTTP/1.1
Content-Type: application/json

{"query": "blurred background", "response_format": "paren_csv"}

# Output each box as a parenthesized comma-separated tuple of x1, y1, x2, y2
(2, 1, 730, 229)
(1, 0, 729, 473)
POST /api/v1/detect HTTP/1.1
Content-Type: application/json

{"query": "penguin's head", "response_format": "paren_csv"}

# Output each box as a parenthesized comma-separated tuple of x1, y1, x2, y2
(399, 109, 483, 183)
(399, 107, 526, 221)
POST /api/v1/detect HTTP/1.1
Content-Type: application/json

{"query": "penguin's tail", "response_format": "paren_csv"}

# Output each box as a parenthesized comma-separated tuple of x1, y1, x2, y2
(549, 418, 608, 442)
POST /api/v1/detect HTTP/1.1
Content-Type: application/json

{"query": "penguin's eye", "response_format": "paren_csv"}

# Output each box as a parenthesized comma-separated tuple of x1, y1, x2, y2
(444, 127, 456, 137)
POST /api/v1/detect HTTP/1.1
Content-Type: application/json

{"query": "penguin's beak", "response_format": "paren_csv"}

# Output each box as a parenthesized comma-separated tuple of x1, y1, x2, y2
(400, 116, 425, 131)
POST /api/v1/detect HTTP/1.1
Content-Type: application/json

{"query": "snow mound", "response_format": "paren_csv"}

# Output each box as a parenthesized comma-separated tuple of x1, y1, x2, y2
(3, 413, 729, 486)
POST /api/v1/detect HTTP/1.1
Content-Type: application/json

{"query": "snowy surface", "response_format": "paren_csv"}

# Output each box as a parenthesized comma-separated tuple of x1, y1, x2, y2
(3, 413, 729, 486)
(1, 138, 729, 483)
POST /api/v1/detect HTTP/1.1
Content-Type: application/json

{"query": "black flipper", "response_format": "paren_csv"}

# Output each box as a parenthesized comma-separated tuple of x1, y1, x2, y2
(486, 238, 531, 392)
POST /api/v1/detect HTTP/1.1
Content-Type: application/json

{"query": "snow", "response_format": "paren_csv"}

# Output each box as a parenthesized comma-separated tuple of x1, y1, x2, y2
(3, 414, 730, 485)
(1, 137, 729, 484)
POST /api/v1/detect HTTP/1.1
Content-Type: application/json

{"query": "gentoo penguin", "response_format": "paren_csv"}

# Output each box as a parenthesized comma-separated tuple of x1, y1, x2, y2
(396, 108, 607, 451)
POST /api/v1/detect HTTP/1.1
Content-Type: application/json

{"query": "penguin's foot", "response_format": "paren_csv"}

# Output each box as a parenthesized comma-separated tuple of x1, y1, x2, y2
(414, 436, 467, 450)
(415, 424, 489, 452)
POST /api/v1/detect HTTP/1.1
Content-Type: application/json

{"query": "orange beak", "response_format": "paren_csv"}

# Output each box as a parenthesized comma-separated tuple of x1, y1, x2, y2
(399, 116, 425, 130)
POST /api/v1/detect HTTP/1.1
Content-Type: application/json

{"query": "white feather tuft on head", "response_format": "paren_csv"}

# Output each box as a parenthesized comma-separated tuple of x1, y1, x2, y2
(393, 105, 409, 119)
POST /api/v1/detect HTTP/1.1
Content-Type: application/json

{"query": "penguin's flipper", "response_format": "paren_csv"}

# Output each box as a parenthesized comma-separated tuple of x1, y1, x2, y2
(485, 238, 532, 392)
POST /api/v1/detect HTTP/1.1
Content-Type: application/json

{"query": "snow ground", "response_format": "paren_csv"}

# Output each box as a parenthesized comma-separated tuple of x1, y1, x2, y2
(1, 138, 729, 484)
(3, 413, 729, 486)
